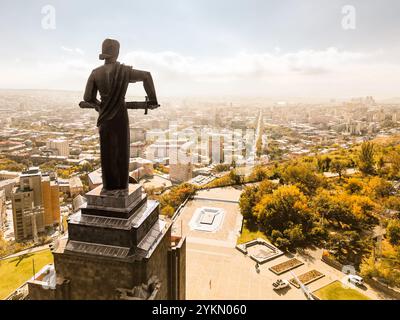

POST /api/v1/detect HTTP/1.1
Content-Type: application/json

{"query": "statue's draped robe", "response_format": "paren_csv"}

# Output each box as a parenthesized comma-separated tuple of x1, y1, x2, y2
(93, 62, 132, 190)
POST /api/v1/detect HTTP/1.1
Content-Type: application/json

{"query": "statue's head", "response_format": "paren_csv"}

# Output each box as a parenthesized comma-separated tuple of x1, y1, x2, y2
(99, 38, 120, 62)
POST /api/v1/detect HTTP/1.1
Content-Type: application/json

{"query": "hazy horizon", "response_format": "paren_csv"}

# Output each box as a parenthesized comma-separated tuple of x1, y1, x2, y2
(2, 88, 400, 105)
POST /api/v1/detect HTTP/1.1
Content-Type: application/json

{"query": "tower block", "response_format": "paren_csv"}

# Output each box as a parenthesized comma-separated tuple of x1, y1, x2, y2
(28, 184, 186, 300)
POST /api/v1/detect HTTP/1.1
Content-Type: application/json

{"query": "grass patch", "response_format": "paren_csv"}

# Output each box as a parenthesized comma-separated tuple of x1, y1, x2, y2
(237, 221, 270, 244)
(0, 249, 53, 300)
(313, 280, 370, 300)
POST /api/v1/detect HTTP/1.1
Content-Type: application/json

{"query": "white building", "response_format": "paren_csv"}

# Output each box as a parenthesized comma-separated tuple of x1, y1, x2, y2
(47, 139, 70, 157)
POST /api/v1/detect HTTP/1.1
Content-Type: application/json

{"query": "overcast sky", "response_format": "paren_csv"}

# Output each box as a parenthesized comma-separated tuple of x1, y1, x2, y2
(1, 0, 400, 98)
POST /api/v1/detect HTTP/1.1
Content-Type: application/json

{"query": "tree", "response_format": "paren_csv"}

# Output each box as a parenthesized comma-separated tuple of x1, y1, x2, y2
(79, 162, 93, 173)
(284, 224, 305, 244)
(159, 183, 196, 212)
(358, 142, 375, 175)
(385, 196, 400, 213)
(251, 166, 268, 181)
(161, 205, 175, 217)
(328, 231, 369, 265)
(281, 163, 324, 195)
(313, 190, 361, 229)
(389, 150, 400, 178)
(239, 186, 257, 220)
(275, 237, 291, 250)
(360, 244, 400, 287)
(345, 178, 364, 194)
(317, 156, 332, 172)
(256, 179, 276, 198)
(377, 156, 386, 176)
(214, 164, 230, 173)
(254, 185, 314, 247)
(271, 230, 283, 242)
(331, 159, 346, 180)
(229, 170, 241, 184)
(0, 158, 25, 171)
(366, 176, 394, 199)
(387, 219, 400, 246)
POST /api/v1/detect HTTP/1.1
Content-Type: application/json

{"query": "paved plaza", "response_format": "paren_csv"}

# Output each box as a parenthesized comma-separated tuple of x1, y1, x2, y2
(175, 187, 391, 300)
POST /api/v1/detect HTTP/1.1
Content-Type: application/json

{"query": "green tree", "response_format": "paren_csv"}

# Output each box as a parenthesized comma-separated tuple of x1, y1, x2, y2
(387, 219, 400, 246)
(377, 156, 386, 176)
(328, 231, 369, 265)
(317, 156, 332, 172)
(229, 170, 241, 184)
(283, 224, 305, 244)
(389, 150, 400, 178)
(256, 179, 276, 197)
(254, 185, 314, 247)
(281, 163, 323, 195)
(345, 178, 364, 194)
(313, 190, 360, 229)
(239, 186, 257, 220)
(358, 142, 375, 175)
(331, 159, 347, 180)
(252, 166, 268, 181)
(159, 183, 196, 212)
(161, 205, 175, 217)
(367, 176, 394, 198)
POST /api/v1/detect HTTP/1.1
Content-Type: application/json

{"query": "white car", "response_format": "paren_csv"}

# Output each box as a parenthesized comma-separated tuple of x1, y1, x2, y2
(348, 275, 364, 286)
(272, 279, 290, 290)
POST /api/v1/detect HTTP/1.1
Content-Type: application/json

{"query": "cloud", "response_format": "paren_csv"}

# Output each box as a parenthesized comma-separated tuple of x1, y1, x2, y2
(120, 47, 392, 97)
(0, 47, 398, 98)
(61, 46, 85, 56)
(123, 47, 372, 81)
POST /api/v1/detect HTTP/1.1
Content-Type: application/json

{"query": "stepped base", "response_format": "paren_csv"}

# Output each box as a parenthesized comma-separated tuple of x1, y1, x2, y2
(85, 184, 142, 209)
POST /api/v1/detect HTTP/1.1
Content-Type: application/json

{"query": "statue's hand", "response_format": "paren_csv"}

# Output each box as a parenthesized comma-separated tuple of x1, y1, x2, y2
(147, 100, 160, 109)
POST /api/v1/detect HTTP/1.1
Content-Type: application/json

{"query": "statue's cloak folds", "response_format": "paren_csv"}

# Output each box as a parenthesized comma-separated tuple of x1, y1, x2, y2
(97, 62, 132, 127)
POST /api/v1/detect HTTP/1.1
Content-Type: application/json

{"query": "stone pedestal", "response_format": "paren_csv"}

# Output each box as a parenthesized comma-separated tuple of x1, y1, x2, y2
(28, 183, 186, 300)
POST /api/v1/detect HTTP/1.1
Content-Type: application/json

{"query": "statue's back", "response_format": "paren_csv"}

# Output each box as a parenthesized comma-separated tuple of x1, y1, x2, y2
(92, 63, 120, 101)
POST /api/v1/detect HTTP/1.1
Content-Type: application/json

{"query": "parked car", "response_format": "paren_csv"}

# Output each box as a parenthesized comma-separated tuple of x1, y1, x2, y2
(272, 279, 290, 290)
(348, 275, 364, 286)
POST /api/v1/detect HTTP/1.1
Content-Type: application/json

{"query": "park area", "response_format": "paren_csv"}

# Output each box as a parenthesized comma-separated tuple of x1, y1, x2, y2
(0, 249, 53, 299)
(313, 281, 370, 300)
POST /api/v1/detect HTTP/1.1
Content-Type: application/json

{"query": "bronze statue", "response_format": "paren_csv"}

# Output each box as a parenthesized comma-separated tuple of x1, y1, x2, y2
(80, 39, 159, 192)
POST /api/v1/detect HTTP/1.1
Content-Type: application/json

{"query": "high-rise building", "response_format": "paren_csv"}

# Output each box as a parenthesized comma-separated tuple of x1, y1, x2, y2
(68, 176, 83, 197)
(18, 167, 42, 207)
(41, 176, 60, 227)
(12, 188, 44, 242)
(47, 139, 70, 157)
(169, 163, 193, 183)
(130, 141, 146, 158)
(208, 134, 225, 164)
(130, 127, 146, 142)
(12, 167, 61, 241)
(12, 168, 44, 241)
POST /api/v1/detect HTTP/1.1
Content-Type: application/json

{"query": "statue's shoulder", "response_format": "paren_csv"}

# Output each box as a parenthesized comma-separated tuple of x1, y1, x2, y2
(92, 65, 105, 73)
(120, 63, 132, 70)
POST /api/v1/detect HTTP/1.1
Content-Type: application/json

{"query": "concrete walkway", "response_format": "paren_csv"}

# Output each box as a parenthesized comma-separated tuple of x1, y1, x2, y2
(0, 244, 50, 260)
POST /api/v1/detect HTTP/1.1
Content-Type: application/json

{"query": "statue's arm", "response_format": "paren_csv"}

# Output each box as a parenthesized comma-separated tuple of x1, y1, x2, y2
(83, 71, 100, 107)
(129, 69, 158, 104)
